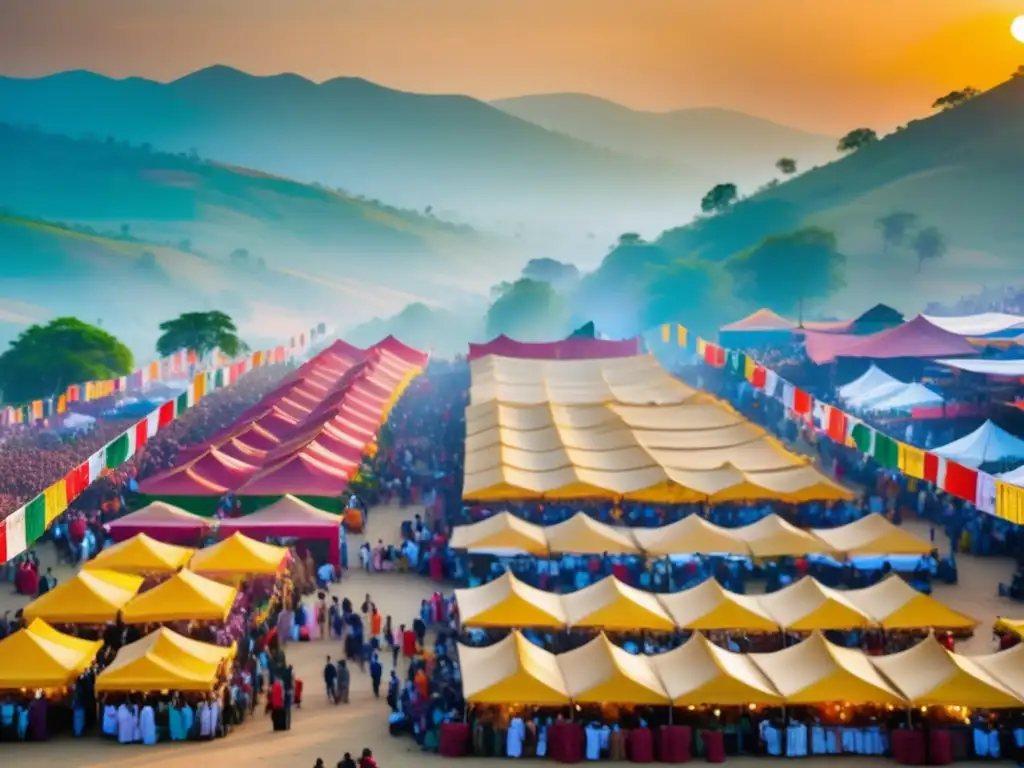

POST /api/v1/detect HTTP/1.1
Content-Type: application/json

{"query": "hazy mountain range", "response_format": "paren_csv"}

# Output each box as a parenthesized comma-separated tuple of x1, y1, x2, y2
(493, 93, 839, 189)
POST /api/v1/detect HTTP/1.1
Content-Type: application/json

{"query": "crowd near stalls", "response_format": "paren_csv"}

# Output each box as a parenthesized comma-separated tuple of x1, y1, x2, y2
(0, 531, 301, 745)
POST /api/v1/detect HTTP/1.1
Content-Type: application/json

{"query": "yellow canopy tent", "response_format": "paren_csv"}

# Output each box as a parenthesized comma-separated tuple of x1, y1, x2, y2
(122, 570, 238, 623)
(658, 578, 778, 632)
(972, 644, 1024, 700)
(846, 574, 978, 631)
(96, 628, 232, 693)
(993, 617, 1024, 637)
(544, 512, 639, 555)
(759, 577, 874, 631)
(559, 634, 668, 705)
(731, 515, 837, 558)
(563, 576, 674, 632)
(812, 514, 933, 557)
(633, 515, 750, 557)
(751, 631, 905, 705)
(650, 632, 782, 706)
(188, 533, 288, 580)
(22, 569, 144, 624)
(456, 572, 567, 629)
(458, 631, 570, 705)
(84, 533, 194, 574)
(448, 512, 548, 555)
(871, 635, 1022, 708)
(0, 620, 102, 690)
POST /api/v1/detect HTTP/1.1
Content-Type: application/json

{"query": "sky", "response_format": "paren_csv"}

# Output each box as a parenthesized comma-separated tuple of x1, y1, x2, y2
(1, 0, 1023, 133)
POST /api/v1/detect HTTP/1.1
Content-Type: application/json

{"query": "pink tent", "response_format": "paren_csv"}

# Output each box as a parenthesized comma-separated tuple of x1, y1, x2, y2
(467, 334, 642, 361)
(185, 449, 258, 487)
(218, 495, 343, 566)
(721, 309, 796, 332)
(106, 501, 212, 544)
(371, 335, 430, 367)
(234, 453, 353, 497)
(137, 465, 233, 496)
(803, 315, 981, 364)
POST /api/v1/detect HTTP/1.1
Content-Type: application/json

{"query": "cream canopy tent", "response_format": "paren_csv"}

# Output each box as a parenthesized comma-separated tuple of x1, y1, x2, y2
(563, 576, 675, 632)
(846, 575, 977, 630)
(838, 366, 902, 401)
(632, 515, 750, 557)
(812, 514, 933, 557)
(544, 512, 639, 555)
(458, 631, 569, 705)
(456, 572, 567, 628)
(448, 512, 548, 555)
(759, 577, 874, 631)
(559, 634, 668, 705)
(463, 355, 852, 504)
(658, 578, 778, 632)
(731, 516, 837, 559)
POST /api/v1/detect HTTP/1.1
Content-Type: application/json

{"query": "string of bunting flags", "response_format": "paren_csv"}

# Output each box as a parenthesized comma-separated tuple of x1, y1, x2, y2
(0, 325, 328, 426)
(0, 322, 329, 564)
(658, 323, 1024, 528)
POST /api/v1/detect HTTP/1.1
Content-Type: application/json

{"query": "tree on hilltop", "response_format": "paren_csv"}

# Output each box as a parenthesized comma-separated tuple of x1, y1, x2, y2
(837, 128, 878, 153)
(156, 311, 244, 359)
(932, 87, 980, 111)
(700, 183, 739, 215)
(485, 278, 570, 341)
(775, 158, 797, 176)
(0, 317, 133, 404)
(911, 226, 947, 271)
(876, 212, 918, 251)
(726, 227, 846, 323)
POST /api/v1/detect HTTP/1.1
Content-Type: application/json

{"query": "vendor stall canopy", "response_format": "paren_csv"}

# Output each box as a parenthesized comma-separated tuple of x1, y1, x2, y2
(121, 570, 238, 624)
(449, 512, 930, 559)
(0, 620, 102, 690)
(96, 628, 234, 693)
(22, 569, 144, 624)
(84, 533, 194, 574)
(188, 532, 288, 581)
(459, 630, 1023, 708)
(456, 572, 975, 634)
(463, 354, 851, 504)
(802, 315, 979, 364)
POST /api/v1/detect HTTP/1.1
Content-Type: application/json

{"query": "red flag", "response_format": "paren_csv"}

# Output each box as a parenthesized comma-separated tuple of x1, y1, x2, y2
(943, 460, 978, 502)
(64, 462, 90, 502)
(135, 420, 150, 451)
(158, 399, 176, 427)
(0, 519, 7, 563)
(923, 452, 940, 483)
(827, 407, 847, 443)
(793, 388, 812, 416)
(751, 366, 767, 389)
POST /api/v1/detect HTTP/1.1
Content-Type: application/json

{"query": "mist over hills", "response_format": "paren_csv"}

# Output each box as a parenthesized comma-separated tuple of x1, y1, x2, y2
(0, 67, 703, 231)
(493, 93, 839, 191)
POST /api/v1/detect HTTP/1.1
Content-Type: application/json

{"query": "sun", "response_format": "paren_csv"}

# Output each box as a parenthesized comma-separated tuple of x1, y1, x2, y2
(1012, 15, 1024, 43)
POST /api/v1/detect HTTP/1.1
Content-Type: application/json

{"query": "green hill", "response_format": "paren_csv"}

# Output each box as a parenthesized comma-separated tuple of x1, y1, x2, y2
(0, 67, 699, 224)
(493, 93, 837, 190)
(582, 74, 1024, 320)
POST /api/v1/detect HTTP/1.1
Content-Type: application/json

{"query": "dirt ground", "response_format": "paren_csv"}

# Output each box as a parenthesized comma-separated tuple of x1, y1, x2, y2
(1, 507, 1019, 767)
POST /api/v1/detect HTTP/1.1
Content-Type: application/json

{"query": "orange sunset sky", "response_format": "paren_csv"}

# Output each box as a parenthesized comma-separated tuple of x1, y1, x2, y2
(1, 0, 1022, 133)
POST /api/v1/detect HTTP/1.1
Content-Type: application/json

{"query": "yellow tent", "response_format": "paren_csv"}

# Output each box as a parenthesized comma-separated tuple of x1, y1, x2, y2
(972, 644, 1024, 700)
(812, 514, 933, 557)
(122, 570, 238, 623)
(650, 632, 782, 706)
(846, 575, 978, 630)
(751, 631, 905, 705)
(633, 515, 750, 557)
(759, 577, 874, 631)
(85, 533, 194, 574)
(22, 569, 144, 624)
(658, 579, 778, 632)
(456, 572, 567, 628)
(563, 576, 675, 631)
(96, 628, 232, 693)
(731, 515, 837, 558)
(0, 620, 102, 689)
(544, 512, 639, 555)
(993, 617, 1024, 637)
(448, 512, 548, 555)
(558, 634, 668, 705)
(458, 632, 570, 705)
(188, 533, 288, 580)
(872, 635, 1022, 708)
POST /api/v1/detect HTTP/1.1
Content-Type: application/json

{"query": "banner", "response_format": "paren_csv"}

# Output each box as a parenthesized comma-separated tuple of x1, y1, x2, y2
(657, 323, 1011, 525)
(0, 327, 330, 426)
(0, 322, 328, 563)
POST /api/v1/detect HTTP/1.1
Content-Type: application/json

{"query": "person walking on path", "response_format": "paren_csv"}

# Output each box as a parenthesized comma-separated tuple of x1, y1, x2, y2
(369, 653, 383, 699)
(336, 659, 351, 704)
(323, 656, 338, 703)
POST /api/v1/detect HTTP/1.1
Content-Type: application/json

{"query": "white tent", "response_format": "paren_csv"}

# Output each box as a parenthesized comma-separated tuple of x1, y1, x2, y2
(933, 420, 1024, 468)
(838, 365, 902, 401)
(847, 381, 906, 409)
(923, 313, 1024, 337)
(863, 383, 943, 413)
(935, 359, 1024, 377)
(999, 464, 1024, 487)
(60, 412, 96, 431)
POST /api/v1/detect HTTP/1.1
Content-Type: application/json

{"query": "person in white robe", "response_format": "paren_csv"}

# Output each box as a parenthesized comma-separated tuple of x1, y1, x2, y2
(116, 702, 137, 744)
(140, 704, 157, 745)
(199, 701, 214, 738)
(102, 704, 118, 737)
(506, 715, 525, 758)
